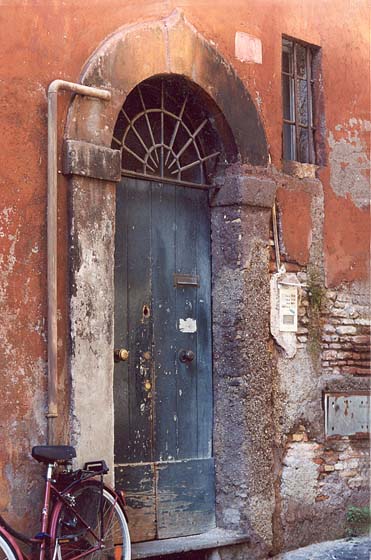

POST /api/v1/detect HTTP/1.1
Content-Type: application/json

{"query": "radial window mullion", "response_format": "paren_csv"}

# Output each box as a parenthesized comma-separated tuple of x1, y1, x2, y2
(114, 77, 220, 185)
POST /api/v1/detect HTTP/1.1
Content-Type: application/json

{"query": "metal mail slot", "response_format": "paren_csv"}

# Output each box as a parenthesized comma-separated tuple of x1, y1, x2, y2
(325, 393, 370, 437)
(173, 273, 199, 288)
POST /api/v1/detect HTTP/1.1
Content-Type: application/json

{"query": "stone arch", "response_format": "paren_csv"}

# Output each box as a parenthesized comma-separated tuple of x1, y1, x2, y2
(65, 9, 268, 165)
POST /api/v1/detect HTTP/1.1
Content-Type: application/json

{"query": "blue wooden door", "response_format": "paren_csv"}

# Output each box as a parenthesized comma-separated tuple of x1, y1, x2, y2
(114, 177, 215, 542)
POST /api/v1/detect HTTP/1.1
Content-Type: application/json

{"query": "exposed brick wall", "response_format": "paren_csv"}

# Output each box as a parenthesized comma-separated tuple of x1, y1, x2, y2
(321, 287, 370, 376)
(280, 427, 370, 549)
(270, 205, 370, 552)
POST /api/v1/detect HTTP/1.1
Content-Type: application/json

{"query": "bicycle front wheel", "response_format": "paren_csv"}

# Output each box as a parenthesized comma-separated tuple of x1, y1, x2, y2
(0, 533, 20, 560)
(50, 482, 131, 560)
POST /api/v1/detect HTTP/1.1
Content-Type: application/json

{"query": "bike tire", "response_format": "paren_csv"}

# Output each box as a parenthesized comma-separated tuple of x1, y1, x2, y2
(49, 481, 131, 560)
(0, 532, 20, 560)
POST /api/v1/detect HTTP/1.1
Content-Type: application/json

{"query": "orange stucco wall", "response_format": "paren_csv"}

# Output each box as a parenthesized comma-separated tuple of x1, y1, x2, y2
(0, 0, 369, 535)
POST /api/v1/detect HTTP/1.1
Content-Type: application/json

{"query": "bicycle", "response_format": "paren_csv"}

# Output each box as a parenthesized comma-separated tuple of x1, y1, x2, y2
(0, 446, 131, 560)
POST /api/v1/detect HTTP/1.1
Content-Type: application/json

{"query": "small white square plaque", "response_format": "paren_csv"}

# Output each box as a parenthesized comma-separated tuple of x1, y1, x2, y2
(279, 284, 298, 332)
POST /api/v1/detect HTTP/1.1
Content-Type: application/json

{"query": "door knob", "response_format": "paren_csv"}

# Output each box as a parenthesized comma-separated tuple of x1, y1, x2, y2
(114, 348, 129, 362)
(179, 349, 195, 363)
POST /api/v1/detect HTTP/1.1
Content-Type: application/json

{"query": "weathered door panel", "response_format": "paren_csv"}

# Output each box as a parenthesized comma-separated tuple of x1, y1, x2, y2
(156, 459, 216, 539)
(152, 181, 178, 462)
(114, 179, 153, 464)
(114, 177, 214, 542)
(115, 464, 156, 542)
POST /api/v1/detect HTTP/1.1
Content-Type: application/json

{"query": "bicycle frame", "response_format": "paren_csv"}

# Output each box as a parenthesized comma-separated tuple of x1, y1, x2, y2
(0, 464, 123, 560)
(0, 525, 24, 560)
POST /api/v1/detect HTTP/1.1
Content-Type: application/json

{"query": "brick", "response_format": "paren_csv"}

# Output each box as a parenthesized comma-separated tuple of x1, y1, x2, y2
(336, 351, 354, 359)
(322, 334, 339, 342)
(352, 336, 370, 345)
(292, 433, 304, 442)
(315, 494, 330, 502)
(342, 365, 370, 374)
(322, 350, 338, 361)
(323, 324, 336, 333)
(340, 470, 357, 477)
(336, 326, 357, 335)
(333, 301, 346, 308)
(326, 291, 338, 300)
(331, 308, 350, 318)
(297, 335, 308, 343)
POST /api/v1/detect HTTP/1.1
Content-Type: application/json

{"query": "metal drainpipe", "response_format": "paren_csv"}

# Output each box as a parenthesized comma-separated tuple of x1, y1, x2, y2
(47, 80, 111, 445)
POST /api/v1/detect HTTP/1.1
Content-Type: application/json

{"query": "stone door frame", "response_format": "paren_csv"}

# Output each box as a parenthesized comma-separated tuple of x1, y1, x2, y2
(63, 10, 277, 557)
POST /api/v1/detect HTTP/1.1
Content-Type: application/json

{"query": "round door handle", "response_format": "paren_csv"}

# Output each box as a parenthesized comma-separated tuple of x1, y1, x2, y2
(179, 349, 195, 363)
(114, 348, 129, 362)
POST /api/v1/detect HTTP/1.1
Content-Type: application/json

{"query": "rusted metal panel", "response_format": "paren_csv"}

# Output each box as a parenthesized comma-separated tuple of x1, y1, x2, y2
(325, 393, 370, 437)
(63, 139, 121, 181)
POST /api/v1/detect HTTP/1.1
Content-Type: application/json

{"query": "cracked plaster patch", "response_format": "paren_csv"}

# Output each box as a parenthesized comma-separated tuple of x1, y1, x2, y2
(328, 119, 370, 208)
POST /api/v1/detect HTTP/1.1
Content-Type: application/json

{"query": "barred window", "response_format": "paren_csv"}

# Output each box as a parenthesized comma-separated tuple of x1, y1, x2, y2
(282, 37, 318, 164)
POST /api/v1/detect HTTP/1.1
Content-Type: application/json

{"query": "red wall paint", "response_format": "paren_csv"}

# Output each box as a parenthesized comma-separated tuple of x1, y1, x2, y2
(0, 0, 369, 527)
(276, 188, 312, 266)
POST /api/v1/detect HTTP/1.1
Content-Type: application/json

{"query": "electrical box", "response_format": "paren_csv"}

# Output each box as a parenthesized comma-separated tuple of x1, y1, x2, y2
(325, 393, 370, 437)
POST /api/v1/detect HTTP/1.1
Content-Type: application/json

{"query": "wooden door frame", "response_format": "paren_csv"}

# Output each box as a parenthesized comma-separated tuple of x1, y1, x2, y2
(63, 10, 279, 556)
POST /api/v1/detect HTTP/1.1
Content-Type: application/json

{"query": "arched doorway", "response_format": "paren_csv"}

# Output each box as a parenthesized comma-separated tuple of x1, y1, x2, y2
(113, 75, 226, 541)
(65, 10, 276, 557)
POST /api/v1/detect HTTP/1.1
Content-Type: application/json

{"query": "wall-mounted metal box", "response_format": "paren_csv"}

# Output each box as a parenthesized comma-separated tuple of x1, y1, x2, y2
(324, 393, 370, 437)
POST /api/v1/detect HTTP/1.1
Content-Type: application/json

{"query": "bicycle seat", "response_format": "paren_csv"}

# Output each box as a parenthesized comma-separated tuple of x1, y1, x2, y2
(32, 445, 76, 464)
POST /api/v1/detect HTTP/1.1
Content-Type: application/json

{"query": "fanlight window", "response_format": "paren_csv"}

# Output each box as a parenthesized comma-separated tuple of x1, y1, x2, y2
(112, 76, 221, 188)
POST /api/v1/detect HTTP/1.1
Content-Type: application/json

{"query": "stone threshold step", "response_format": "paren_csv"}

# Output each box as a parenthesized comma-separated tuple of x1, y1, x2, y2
(132, 528, 250, 559)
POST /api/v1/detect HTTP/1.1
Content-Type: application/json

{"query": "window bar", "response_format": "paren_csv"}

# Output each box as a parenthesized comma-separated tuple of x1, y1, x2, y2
(138, 86, 159, 164)
(306, 47, 315, 164)
(123, 144, 156, 173)
(293, 42, 299, 161)
(167, 119, 208, 171)
(121, 108, 157, 169)
(165, 96, 188, 166)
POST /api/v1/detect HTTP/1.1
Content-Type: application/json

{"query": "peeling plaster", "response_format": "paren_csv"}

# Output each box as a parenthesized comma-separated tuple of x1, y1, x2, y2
(281, 443, 319, 504)
(328, 119, 370, 208)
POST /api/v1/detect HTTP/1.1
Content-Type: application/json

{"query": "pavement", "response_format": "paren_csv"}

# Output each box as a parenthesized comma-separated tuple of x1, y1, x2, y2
(273, 536, 371, 559)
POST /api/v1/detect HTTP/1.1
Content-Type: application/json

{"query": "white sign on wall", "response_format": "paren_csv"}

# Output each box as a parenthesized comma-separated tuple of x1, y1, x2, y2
(279, 284, 298, 332)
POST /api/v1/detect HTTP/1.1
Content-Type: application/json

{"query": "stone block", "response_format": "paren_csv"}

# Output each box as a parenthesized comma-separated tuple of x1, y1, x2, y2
(336, 326, 357, 335)
(63, 139, 121, 182)
(211, 173, 277, 208)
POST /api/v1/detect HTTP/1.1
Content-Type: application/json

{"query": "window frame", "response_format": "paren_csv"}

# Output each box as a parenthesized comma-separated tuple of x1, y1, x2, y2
(282, 36, 317, 164)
